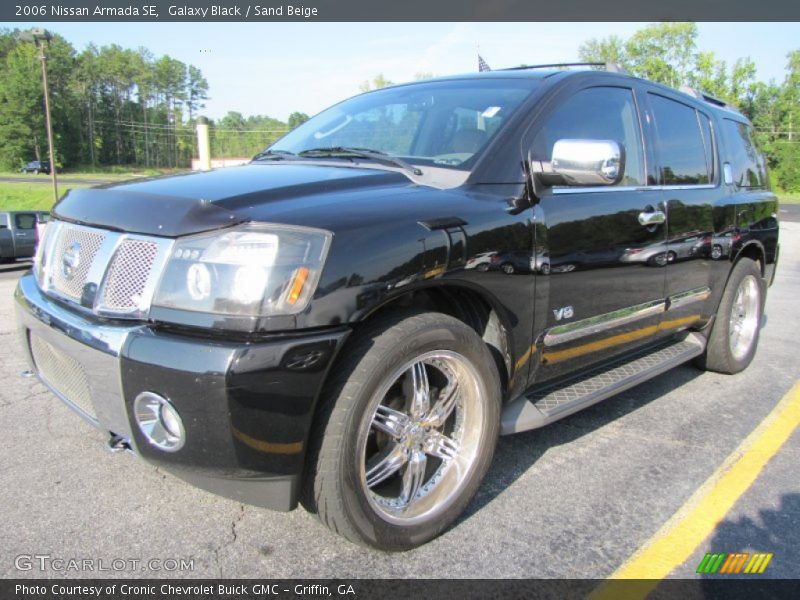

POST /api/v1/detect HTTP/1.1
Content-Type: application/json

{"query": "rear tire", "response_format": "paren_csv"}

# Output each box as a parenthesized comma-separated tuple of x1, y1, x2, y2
(302, 311, 501, 550)
(695, 258, 764, 374)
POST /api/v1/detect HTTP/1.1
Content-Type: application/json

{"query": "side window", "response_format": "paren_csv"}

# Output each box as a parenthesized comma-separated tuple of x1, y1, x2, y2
(722, 119, 766, 188)
(14, 214, 36, 230)
(531, 87, 645, 186)
(649, 94, 710, 185)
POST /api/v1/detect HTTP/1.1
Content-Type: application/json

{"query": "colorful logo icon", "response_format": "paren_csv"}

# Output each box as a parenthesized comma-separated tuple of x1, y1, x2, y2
(696, 552, 773, 574)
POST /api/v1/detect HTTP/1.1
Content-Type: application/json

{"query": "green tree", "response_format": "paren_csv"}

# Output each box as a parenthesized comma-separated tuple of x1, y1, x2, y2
(359, 73, 393, 93)
(578, 35, 626, 68)
(185, 64, 209, 122)
(773, 51, 800, 191)
(287, 111, 310, 129)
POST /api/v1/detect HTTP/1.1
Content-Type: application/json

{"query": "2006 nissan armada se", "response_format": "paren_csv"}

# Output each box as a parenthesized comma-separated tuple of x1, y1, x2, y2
(16, 64, 779, 550)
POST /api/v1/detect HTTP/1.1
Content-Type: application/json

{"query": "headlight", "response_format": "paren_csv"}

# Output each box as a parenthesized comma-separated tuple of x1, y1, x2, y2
(152, 224, 331, 317)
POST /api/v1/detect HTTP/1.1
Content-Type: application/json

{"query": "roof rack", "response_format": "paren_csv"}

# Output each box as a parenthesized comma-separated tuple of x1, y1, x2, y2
(500, 61, 628, 74)
(679, 85, 741, 113)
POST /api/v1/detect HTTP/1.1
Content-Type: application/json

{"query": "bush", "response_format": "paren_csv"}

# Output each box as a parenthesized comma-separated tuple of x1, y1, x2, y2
(774, 144, 800, 193)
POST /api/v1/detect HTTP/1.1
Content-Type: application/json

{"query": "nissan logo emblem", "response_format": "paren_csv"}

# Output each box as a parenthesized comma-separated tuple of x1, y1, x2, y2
(61, 240, 81, 280)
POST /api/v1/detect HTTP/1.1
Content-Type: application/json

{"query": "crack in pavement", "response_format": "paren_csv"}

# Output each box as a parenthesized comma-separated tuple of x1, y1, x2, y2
(212, 504, 246, 578)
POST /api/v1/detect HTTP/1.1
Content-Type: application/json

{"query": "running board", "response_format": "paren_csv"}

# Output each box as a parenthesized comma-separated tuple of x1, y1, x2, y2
(501, 333, 706, 435)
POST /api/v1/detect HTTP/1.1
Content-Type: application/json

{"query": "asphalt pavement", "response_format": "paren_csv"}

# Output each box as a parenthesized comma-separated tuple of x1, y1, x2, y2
(779, 203, 800, 223)
(0, 224, 798, 580)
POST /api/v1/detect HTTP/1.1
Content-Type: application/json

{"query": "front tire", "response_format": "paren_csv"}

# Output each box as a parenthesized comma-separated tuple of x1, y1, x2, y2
(302, 311, 501, 550)
(695, 258, 764, 374)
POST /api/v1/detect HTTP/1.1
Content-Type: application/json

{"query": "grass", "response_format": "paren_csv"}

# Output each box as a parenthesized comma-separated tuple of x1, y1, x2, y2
(0, 182, 89, 211)
(0, 166, 189, 211)
(779, 193, 800, 205)
(1, 165, 186, 182)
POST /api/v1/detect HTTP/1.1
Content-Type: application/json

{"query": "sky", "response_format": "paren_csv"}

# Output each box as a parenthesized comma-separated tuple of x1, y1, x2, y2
(10, 22, 800, 121)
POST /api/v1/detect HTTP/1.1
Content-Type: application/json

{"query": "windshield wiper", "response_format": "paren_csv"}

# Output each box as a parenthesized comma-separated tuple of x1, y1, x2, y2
(252, 148, 297, 161)
(298, 147, 423, 176)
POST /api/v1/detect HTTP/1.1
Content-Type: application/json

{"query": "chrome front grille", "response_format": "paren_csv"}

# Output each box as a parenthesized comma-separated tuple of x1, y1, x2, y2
(51, 226, 106, 300)
(102, 239, 160, 311)
(36, 220, 173, 318)
(30, 333, 95, 419)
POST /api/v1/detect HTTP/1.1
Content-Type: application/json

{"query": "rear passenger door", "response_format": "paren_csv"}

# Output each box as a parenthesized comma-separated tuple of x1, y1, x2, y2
(646, 93, 717, 328)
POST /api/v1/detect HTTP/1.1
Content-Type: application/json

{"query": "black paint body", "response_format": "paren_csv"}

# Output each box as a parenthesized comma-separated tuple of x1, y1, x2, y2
(20, 70, 779, 510)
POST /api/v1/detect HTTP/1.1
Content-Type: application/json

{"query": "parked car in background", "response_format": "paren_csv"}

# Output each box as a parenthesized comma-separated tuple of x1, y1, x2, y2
(621, 233, 709, 267)
(21, 160, 51, 175)
(464, 250, 498, 271)
(0, 212, 40, 262)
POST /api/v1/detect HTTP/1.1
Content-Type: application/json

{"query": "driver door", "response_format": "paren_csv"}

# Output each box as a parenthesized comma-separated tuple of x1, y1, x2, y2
(527, 85, 668, 385)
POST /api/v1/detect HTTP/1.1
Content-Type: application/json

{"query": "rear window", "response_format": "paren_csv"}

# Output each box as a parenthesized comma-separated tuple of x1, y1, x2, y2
(649, 94, 711, 185)
(14, 214, 36, 230)
(722, 119, 767, 188)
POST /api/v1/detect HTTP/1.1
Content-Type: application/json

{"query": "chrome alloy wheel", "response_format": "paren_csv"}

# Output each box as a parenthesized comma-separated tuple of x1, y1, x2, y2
(729, 274, 760, 361)
(357, 351, 486, 526)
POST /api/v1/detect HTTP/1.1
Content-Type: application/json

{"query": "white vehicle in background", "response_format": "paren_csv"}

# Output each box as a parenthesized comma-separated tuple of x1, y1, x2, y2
(465, 251, 498, 271)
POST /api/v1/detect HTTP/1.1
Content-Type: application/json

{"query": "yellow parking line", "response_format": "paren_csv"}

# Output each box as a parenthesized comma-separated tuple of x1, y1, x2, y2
(591, 380, 800, 599)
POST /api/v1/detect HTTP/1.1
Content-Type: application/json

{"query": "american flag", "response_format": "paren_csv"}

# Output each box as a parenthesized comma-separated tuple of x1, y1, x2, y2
(478, 54, 491, 72)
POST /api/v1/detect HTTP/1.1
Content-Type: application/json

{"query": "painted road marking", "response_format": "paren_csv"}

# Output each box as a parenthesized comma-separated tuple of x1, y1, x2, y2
(591, 380, 800, 598)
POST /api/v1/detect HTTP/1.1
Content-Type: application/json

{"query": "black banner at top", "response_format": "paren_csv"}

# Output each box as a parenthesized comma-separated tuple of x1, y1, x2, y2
(2, 0, 800, 22)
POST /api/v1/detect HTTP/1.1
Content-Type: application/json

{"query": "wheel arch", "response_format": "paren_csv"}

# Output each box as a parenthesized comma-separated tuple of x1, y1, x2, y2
(732, 240, 766, 276)
(707, 240, 767, 322)
(353, 282, 516, 396)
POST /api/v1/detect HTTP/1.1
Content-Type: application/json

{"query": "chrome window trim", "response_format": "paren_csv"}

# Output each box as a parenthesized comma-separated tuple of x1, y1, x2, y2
(659, 184, 716, 191)
(552, 183, 717, 195)
(552, 185, 649, 195)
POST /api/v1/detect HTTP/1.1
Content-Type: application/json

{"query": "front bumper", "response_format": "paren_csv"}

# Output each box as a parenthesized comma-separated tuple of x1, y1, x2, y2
(15, 273, 350, 511)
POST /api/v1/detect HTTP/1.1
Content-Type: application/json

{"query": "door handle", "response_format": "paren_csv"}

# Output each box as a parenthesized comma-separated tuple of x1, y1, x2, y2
(638, 210, 666, 227)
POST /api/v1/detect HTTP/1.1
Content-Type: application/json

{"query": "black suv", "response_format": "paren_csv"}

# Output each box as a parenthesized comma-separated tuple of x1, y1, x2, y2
(16, 66, 778, 550)
(21, 160, 51, 174)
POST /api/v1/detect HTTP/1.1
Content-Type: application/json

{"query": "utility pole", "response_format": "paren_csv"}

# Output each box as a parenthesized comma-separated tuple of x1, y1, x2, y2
(19, 28, 59, 206)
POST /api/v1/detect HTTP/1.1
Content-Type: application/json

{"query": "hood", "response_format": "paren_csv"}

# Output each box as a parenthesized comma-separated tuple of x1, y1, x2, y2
(53, 163, 412, 237)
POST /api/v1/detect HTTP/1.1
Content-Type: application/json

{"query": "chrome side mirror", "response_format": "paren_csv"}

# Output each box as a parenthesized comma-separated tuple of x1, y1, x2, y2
(551, 139, 625, 186)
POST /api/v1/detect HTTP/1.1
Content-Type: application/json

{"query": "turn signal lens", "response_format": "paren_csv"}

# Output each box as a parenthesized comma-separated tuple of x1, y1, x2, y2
(286, 267, 310, 305)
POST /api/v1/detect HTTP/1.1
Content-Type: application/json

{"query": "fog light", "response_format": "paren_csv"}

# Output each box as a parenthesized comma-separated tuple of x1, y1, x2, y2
(134, 392, 185, 452)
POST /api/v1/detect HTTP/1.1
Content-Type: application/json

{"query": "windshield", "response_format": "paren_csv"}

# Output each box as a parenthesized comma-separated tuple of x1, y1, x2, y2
(266, 79, 537, 171)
